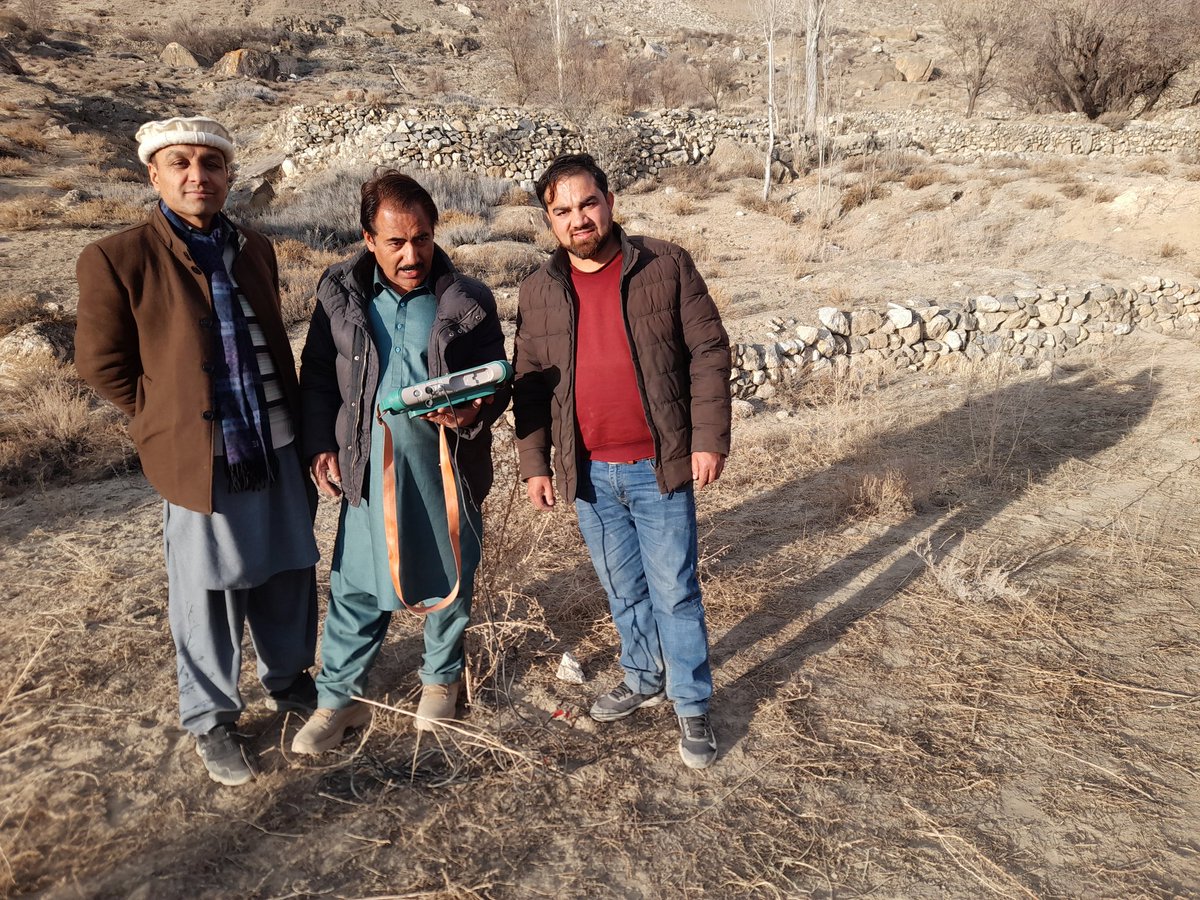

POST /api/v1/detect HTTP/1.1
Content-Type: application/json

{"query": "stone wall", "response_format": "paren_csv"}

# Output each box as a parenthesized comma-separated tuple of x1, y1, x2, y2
(272, 103, 1200, 185)
(729, 276, 1199, 401)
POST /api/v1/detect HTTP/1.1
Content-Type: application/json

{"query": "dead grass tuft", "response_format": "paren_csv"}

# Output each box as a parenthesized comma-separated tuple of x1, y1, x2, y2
(1058, 182, 1087, 199)
(1129, 157, 1169, 176)
(1158, 242, 1184, 259)
(59, 198, 150, 229)
(840, 181, 888, 214)
(0, 364, 135, 495)
(1093, 186, 1119, 203)
(0, 157, 32, 177)
(0, 122, 49, 153)
(0, 197, 42, 231)
(276, 240, 343, 326)
(1023, 193, 1055, 210)
(666, 193, 699, 215)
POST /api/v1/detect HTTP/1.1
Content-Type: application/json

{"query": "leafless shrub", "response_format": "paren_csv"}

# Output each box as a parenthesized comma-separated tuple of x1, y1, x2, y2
(1185, 168, 1200, 182)
(14, 0, 56, 34)
(1158, 242, 1183, 259)
(656, 54, 704, 108)
(666, 194, 699, 215)
(493, 5, 550, 104)
(137, 20, 288, 59)
(834, 465, 919, 522)
(658, 164, 721, 199)
(917, 195, 950, 211)
(1093, 186, 1118, 202)
(1058, 182, 1087, 199)
(438, 212, 492, 248)
(937, 0, 1030, 115)
(692, 57, 737, 111)
(1024, 193, 1054, 210)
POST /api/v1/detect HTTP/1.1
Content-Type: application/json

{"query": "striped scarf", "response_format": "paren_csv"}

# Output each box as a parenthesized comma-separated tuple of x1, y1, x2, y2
(162, 203, 276, 492)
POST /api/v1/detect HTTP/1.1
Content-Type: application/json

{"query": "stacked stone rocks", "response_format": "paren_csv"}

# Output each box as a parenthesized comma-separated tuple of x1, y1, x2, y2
(729, 277, 1200, 399)
(272, 103, 1200, 183)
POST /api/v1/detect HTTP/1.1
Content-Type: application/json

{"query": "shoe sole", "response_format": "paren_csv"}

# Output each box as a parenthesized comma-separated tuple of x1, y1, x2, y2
(195, 744, 254, 786)
(589, 692, 667, 723)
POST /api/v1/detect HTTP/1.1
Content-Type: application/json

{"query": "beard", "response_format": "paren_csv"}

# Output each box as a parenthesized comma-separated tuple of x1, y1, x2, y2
(566, 224, 613, 260)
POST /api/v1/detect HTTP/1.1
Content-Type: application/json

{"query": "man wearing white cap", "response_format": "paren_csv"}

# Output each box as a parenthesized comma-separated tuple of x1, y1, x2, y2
(75, 116, 319, 786)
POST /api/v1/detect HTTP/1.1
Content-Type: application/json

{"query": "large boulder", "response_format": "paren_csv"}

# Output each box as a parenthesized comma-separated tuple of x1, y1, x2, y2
(213, 48, 279, 80)
(851, 64, 901, 91)
(870, 25, 919, 42)
(894, 53, 934, 83)
(161, 41, 205, 69)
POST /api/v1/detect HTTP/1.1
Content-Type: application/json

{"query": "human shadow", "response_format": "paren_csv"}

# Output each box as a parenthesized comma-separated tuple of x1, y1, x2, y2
(707, 364, 1159, 752)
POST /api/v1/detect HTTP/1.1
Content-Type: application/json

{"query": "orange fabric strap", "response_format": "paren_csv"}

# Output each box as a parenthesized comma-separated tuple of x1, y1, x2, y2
(378, 409, 463, 616)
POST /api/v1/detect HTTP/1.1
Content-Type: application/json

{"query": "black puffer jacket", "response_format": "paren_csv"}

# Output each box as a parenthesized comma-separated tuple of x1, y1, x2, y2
(299, 246, 510, 507)
(513, 225, 731, 502)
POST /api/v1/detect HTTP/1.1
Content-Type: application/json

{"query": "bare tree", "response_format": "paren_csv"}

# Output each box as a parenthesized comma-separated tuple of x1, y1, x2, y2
(549, 0, 567, 106)
(938, 0, 1029, 116)
(803, 0, 828, 134)
(494, 7, 549, 104)
(692, 58, 736, 111)
(755, 0, 788, 200)
(1030, 0, 1200, 118)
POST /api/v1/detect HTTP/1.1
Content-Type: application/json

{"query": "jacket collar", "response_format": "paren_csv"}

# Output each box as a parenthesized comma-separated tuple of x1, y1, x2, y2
(148, 203, 245, 261)
(334, 244, 460, 306)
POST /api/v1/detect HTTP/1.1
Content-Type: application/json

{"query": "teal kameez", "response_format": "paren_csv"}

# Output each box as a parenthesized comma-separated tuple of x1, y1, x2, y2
(315, 272, 482, 709)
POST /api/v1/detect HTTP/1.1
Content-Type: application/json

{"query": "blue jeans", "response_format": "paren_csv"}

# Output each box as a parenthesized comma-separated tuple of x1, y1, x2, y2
(575, 459, 712, 717)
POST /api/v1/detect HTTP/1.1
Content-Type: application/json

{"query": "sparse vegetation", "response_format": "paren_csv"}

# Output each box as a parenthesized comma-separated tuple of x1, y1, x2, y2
(1024, 193, 1055, 210)
(0, 157, 32, 177)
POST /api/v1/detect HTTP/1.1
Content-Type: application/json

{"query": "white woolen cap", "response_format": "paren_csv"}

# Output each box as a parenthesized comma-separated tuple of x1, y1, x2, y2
(135, 116, 235, 165)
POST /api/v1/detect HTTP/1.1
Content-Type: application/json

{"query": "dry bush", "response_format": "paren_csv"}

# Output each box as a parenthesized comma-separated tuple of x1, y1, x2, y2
(904, 169, 943, 190)
(449, 242, 544, 288)
(1185, 168, 1200, 182)
(0, 293, 44, 336)
(666, 193, 699, 215)
(1158, 242, 1183, 259)
(1129, 157, 1169, 175)
(655, 228, 713, 264)
(0, 122, 49, 153)
(834, 465, 919, 522)
(0, 364, 135, 495)
(59, 198, 150, 229)
(0, 197, 42, 231)
(917, 195, 949, 211)
(1093, 186, 1118, 202)
(658, 163, 721, 199)
(47, 174, 76, 191)
(1058, 182, 1087, 199)
(1029, 157, 1075, 180)
(500, 184, 533, 206)
(276, 240, 342, 326)
(14, 0, 55, 34)
(66, 132, 117, 165)
(0, 157, 32, 177)
(1024, 193, 1055, 209)
(438, 212, 492, 248)
(840, 181, 888, 214)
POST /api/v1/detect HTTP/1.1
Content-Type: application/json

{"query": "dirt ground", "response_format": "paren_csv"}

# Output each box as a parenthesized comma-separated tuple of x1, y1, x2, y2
(2, 326, 1198, 897)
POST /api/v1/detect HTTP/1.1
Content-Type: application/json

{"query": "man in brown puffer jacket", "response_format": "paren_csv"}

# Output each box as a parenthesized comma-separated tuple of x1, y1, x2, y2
(513, 153, 731, 769)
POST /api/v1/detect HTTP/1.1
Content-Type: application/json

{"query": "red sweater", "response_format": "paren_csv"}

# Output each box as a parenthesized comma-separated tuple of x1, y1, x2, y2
(571, 254, 655, 462)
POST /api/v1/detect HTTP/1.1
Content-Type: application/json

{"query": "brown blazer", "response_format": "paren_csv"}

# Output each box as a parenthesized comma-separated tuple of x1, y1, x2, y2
(513, 226, 732, 503)
(75, 205, 301, 514)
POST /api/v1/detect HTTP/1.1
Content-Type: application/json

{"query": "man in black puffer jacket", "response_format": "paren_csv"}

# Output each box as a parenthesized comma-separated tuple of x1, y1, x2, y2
(295, 171, 509, 754)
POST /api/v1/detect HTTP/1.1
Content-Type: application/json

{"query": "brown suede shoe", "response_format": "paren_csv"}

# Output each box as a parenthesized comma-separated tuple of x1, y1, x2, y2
(291, 703, 372, 754)
(414, 681, 461, 732)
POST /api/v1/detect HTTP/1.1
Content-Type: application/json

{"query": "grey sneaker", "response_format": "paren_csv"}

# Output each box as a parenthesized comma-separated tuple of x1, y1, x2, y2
(195, 724, 254, 786)
(589, 682, 666, 723)
(264, 671, 317, 714)
(677, 714, 718, 769)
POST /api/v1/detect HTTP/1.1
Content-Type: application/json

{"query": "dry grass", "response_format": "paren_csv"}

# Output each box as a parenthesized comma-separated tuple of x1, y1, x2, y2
(1029, 157, 1076, 181)
(0, 293, 46, 336)
(1184, 167, 1200, 183)
(1093, 186, 1119, 203)
(1058, 182, 1087, 199)
(840, 181, 888, 214)
(0, 364, 135, 495)
(665, 193, 699, 215)
(0, 197, 42, 231)
(58, 198, 150, 228)
(0, 122, 49, 153)
(0, 348, 1196, 897)
(1024, 193, 1055, 210)
(275, 240, 343, 326)
(904, 168, 948, 190)
(0, 157, 32, 177)
(1158, 242, 1184, 259)
(1129, 157, 1170, 176)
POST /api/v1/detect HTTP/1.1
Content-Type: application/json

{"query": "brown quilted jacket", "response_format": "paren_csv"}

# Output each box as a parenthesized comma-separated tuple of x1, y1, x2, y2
(513, 226, 731, 502)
